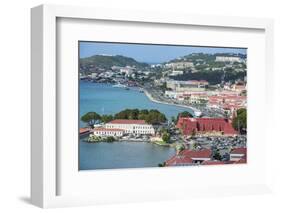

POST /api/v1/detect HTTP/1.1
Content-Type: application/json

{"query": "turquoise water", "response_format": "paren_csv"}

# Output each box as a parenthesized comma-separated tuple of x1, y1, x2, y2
(80, 81, 193, 125)
(79, 81, 192, 170)
(79, 141, 175, 170)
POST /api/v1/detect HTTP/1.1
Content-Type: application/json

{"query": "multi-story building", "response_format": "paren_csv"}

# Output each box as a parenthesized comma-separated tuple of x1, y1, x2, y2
(165, 90, 178, 99)
(166, 80, 209, 92)
(177, 117, 237, 136)
(215, 56, 241, 63)
(105, 119, 155, 135)
(165, 62, 194, 69)
(168, 70, 184, 76)
(165, 149, 212, 166)
(120, 66, 135, 76)
(189, 94, 209, 104)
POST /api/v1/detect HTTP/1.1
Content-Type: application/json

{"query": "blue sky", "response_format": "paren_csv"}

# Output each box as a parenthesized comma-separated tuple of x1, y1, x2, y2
(79, 41, 247, 64)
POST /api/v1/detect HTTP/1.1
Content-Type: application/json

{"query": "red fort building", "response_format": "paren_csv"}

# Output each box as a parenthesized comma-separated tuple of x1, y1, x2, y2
(177, 117, 237, 136)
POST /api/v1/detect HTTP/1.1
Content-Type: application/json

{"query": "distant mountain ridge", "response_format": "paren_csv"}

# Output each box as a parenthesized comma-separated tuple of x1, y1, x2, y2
(80, 55, 149, 70)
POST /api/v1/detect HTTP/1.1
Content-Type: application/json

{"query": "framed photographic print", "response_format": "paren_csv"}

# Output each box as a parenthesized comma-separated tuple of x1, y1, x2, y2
(78, 41, 247, 170)
(31, 4, 274, 208)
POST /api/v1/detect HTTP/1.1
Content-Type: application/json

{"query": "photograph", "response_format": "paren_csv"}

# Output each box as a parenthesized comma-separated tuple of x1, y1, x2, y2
(79, 41, 247, 170)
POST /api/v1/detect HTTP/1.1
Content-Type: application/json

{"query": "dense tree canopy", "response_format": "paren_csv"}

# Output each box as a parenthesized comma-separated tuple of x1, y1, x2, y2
(101, 114, 114, 123)
(115, 108, 167, 124)
(81, 108, 167, 126)
(232, 108, 247, 134)
(81, 112, 101, 127)
(162, 132, 171, 143)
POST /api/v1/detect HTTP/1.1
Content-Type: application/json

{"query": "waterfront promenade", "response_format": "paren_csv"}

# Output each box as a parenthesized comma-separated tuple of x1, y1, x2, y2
(143, 88, 201, 117)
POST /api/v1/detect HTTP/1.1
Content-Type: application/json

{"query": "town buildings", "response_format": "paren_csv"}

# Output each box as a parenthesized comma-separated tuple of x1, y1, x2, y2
(177, 117, 237, 136)
(165, 149, 212, 166)
(163, 80, 246, 115)
(105, 119, 155, 135)
(215, 56, 241, 63)
(164, 62, 194, 69)
(208, 94, 246, 113)
(168, 70, 184, 76)
(120, 66, 135, 76)
(165, 147, 247, 167)
(166, 80, 209, 92)
(231, 84, 246, 93)
(188, 93, 209, 104)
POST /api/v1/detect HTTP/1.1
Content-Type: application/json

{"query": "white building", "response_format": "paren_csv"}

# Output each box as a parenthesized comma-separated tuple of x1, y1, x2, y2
(166, 80, 209, 92)
(169, 70, 184, 76)
(92, 128, 124, 137)
(189, 94, 208, 104)
(165, 90, 178, 99)
(105, 119, 155, 135)
(165, 62, 194, 69)
(120, 66, 134, 76)
(91, 73, 98, 78)
(215, 56, 241, 63)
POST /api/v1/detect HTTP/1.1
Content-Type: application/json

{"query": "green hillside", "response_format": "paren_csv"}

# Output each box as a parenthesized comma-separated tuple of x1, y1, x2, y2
(80, 55, 148, 70)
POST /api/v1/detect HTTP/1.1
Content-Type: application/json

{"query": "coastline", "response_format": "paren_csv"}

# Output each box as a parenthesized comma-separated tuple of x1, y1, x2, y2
(83, 137, 176, 148)
(143, 89, 201, 116)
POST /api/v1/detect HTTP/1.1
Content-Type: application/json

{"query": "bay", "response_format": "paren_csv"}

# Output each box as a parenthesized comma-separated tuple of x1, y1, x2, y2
(79, 81, 193, 125)
(79, 81, 192, 170)
(79, 141, 175, 170)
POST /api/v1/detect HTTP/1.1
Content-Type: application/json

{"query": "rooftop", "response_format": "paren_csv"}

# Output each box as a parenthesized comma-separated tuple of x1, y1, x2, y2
(93, 128, 124, 132)
(179, 149, 212, 159)
(108, 119, 147, 125)
(80, 128, 90, 134)
(230, 147, 247, 155)
(165, 155, 193, 166)
(165, 149, 212, 166)
(180, 117, 231, 122)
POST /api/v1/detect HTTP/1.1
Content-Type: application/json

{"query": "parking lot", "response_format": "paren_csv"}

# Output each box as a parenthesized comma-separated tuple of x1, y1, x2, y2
(185, 135, 247, 161)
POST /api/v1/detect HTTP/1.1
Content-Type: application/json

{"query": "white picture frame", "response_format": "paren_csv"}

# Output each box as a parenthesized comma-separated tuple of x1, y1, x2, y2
(31, 4, 274, 208)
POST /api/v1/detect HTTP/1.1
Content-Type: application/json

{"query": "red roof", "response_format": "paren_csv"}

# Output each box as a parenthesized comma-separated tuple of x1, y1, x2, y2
(230, 147, 247, 155)
(93, 127, 124, 132)
(165, 155, 193, 166)
(180, 149, 212, 159)
(165, 149, 212, 166)
(108, 119, 146, 125)
(80, 128, 90, 134)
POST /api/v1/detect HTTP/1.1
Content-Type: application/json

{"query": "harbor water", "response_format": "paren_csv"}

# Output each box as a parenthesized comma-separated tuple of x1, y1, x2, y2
(79, 81, 193, 170)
